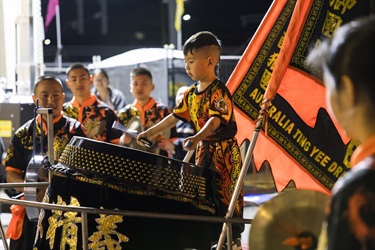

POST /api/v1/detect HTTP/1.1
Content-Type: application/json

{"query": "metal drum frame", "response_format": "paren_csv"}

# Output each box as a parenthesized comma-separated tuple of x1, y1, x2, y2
(0, 188, 250, 250)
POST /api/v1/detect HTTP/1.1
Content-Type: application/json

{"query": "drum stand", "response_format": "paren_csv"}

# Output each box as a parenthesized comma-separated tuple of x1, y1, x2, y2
(24, 107, 54, 221)
(36, 107, 54, 182)
(216, 115, 264, 249)
(0, 107, 53, 250)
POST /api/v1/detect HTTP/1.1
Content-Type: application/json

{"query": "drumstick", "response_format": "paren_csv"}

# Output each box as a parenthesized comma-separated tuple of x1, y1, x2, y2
(112, 121, 152, 147)
(183, 141, 194, 163)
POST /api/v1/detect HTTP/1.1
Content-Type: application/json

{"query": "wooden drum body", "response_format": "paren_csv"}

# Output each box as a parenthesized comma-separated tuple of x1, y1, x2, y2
(34, 137, 214, 250)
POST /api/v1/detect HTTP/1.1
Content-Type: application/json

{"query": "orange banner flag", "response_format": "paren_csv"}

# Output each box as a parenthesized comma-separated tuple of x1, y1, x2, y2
(227, 0, 373, 194)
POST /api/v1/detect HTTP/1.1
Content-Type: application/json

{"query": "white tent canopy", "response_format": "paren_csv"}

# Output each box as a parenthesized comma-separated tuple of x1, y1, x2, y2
(88, 48, 184, 68)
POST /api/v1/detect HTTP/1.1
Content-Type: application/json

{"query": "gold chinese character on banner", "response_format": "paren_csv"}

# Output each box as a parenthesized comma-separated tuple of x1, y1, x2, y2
(267, 53, 279, 70)
(277, 31, 286, 49)
(322, 11, 343, 38)
(329, 0, 357, 14)
(260, 69, 272, 91)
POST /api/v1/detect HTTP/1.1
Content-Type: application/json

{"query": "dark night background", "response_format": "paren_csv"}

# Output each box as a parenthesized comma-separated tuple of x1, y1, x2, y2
(41, 0, 273, 64)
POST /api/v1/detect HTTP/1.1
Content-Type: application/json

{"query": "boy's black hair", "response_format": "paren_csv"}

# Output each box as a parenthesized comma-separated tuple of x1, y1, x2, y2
(66, 63, 90, 77)
(34, 74, 63, 94)
(183, 31, 222, 56)
(130, 67, 153, 80)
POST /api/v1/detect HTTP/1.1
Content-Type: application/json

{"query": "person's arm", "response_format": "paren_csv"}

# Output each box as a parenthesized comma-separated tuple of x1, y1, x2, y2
(183, 116, 221, 150)
(8, 165, 47, 202)
(137, 114, 178, 144)
(6, 170, 24, 193)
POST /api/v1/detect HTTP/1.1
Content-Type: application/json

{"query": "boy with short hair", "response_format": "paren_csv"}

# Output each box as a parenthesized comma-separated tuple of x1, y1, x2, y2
(63, 63, 122, 143)
(137, 31, 244, 249)
(117, 67, 173, 156)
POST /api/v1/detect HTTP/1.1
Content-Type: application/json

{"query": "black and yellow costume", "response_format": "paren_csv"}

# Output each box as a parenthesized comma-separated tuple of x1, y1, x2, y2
(118, 97, 173, 155)
(173, 79, 244, 239)
(63, 94, 122, 144)
(5, 114, 86, 249)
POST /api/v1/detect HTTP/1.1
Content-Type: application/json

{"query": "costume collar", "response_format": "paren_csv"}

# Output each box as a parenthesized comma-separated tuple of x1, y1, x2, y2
(71, 94, 97, 108)
(36, 113, 63, 124)
(350, 135, 375, 167)
(132, 98, 156, 126)
(133, 97, 156, 111)
(36, 113, 63, 131)
(331, 135, 375, 195)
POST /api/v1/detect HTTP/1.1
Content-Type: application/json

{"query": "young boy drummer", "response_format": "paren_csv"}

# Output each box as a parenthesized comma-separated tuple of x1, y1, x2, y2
(137, 31, 244, 249)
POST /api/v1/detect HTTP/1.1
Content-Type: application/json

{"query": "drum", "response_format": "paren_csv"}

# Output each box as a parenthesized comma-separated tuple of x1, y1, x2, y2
(34, 137, 214, 250)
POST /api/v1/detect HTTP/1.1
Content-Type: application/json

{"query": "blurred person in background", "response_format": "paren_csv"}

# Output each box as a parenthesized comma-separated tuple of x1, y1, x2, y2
(64, 63, 122, 144)
(118, 67, 174, 156)
(91, 68, 127, 112)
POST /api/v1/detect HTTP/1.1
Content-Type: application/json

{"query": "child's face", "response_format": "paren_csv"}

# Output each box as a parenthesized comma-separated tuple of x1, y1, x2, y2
(66, 68, 92, 99)
(33, 80, 65, 118)
(130, 74, 154, 102)
(184, 49, 210, 82)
